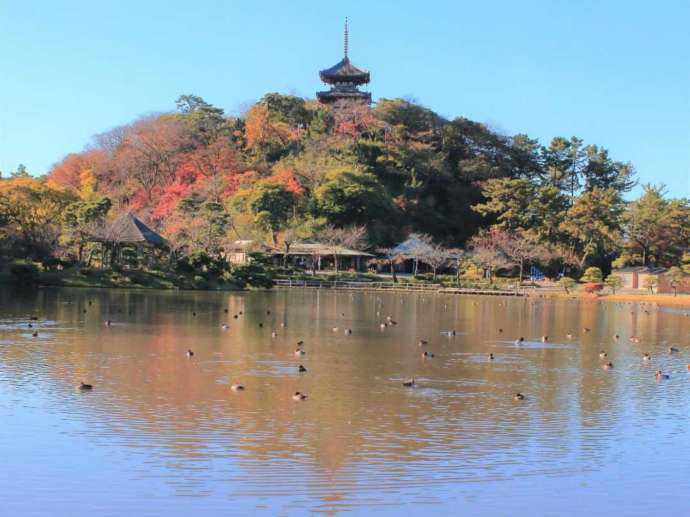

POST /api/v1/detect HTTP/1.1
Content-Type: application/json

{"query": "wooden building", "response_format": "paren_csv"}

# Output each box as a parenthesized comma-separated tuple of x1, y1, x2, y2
(316, 19, 372, 113)
(612, 266, 666, 289)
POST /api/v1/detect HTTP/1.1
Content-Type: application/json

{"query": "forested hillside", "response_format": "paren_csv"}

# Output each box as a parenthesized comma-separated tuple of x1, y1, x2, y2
(1, 93, 688, 277)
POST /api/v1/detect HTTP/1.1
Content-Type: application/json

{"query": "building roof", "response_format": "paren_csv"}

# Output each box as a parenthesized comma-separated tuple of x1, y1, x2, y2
(613, 266, 667, 274)
(98, 212, 167, 247)
(286, 242, 373, 257)
(319, 57, 370, 86)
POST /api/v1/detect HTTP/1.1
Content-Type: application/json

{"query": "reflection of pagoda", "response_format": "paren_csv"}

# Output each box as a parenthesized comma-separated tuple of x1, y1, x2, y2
(317, 19, 371, 107)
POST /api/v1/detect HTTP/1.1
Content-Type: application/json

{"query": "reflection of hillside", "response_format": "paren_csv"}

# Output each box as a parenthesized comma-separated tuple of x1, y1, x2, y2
(1, 288, 688, 508)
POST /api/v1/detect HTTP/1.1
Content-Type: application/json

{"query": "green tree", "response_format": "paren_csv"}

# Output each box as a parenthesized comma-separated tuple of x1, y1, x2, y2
(314, 168, 393, 228)
(581, 266, 603, 283)
(623, 185, 690, 266)
(11, 164, 30, 178)
(558, 276, 576, 293)
(604, 274, 623, 294)
(245, 183, 297, 246)
(643, 275, 658, 294)
(175, 94, 227, 146)
(665, 266, 684, 296)
(62, 197, 112, 263)
(560, 187, 623, 269)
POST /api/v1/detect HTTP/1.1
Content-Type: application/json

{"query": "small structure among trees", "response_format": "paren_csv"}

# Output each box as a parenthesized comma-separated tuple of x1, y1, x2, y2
(91, 212, 167, 268)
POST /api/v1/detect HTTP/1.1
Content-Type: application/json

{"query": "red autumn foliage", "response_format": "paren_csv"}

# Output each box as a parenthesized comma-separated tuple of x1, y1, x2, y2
(583, 282, 604, 294)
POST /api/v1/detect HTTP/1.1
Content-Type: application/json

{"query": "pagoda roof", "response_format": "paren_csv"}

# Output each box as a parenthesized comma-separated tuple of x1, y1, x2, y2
(319, 57, 370, 85)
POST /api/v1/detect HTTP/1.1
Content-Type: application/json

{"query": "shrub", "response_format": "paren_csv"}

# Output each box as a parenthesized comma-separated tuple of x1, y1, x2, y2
(581, 267, 603, 283)
(9, 262, 39, 284)
(604, 274, 623, 294)
(583, 282, 603, 294)
(558, 276, 576, 293)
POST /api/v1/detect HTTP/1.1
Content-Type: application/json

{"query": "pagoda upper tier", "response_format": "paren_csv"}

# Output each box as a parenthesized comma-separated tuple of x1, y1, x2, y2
(319, 57, 370, 86)
(316, 19, 371, 105)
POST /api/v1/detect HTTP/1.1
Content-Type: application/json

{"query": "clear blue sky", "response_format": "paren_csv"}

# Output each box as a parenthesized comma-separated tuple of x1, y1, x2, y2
(1, 0, 688, 196)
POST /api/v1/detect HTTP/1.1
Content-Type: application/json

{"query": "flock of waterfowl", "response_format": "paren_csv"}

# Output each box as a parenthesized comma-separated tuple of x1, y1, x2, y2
(19, 296, 687, 400)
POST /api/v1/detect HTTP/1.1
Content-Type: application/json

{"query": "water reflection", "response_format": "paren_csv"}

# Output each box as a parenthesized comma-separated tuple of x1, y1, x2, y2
(1, 287, 689, 515)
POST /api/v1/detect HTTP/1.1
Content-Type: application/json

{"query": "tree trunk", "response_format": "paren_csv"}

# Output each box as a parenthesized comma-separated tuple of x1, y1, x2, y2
(414, 258, 418, 276)
(518, 259, 524, 284)
(283, 243, 290, 268)
(432, 266, 437, 281)
(390, 259, 398, 283)
(333, 254, 339, 273)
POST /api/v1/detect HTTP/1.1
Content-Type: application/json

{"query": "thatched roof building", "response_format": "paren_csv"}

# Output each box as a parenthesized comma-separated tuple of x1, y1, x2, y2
(95, 212, 167, 247)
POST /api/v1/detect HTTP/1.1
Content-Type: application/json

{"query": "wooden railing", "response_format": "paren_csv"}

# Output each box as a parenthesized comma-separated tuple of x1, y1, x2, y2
(274, 278, 530, 295)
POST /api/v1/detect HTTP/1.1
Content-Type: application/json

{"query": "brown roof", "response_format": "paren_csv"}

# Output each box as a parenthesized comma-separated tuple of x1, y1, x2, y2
(98, 212, 166, 246)
(319, 57, 370, 85)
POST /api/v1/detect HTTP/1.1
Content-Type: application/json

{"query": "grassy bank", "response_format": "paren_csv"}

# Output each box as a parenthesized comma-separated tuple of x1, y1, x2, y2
(1, 267, 246, 291)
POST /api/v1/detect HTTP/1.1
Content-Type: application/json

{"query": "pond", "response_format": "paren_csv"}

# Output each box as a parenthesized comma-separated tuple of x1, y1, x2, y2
(1, 287, 689, 516)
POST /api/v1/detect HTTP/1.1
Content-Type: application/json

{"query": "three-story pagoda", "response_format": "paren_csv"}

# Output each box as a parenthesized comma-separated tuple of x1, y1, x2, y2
(317, 19, 371, 106)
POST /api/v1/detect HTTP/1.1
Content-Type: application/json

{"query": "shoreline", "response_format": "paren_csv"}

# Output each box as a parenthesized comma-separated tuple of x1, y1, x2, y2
(526, 290, 690, 307)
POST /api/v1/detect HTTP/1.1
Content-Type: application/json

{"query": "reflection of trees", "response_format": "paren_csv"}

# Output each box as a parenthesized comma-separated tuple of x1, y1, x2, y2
(0, 288, 683, 506)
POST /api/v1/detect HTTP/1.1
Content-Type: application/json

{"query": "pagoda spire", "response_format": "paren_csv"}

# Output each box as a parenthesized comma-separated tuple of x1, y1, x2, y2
(344, 17, 349, 58)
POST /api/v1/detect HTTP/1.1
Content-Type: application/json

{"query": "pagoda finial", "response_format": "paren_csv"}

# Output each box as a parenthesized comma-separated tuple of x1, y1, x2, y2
(344, 17, 349, 58)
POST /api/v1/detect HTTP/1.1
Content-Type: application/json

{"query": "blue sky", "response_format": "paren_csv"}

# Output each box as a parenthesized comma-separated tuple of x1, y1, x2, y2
(1, 0, 688, 196)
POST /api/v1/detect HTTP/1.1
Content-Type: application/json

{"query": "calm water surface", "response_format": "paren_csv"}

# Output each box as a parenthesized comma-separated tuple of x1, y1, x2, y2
(1, 287, 689, 516)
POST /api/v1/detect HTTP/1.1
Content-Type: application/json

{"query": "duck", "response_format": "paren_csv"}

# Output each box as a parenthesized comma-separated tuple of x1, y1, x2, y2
(656, 370, 669, 380)
(233, 314, 238, 319)
(296, 340, 304, 346)
(514, 392, 525, 401)
(30, 316, 38, 321)
(223, 308, 228, 313)
(31, 331, 38, 337)
(280, 322, 286, 328)
(514, 337, 525, 346)
(614, 334, 620, 340)
(266, 310, 271, 315)
(77, 382, 93, 391)
(294, 348, 305, 356)
(380, 323, 387, 330)
(258, 323, 263, 328)
(192, 311, 197, 317)
(344, 328, 352, 335)
(230, 383, 245, 392)
(668, 346, 679, 354)
(332, 327, 339, 332)
(104, 320, 112, 327)
(583, 327, 591, 333)
(565, 333, 573, 339)
(271, 331, 277, 338)
(292, 392, 308, 401)
(602, 362, 614, 370)
(629, 336, 641, 343)
(402, 378, 416, 387)
(422, 351, 434, 359)
(221, 324, 229, 330)
(239, 311, 243, 315)
(27, 323, 33, 328)
(541, 335, 549, 343)
(498, 328, 503, 333)
(418, 340, 428, 347)
(488, 353, 495, 361)
(643, 353, 651, 361)
(298, 364, 307, 373)
(186, 349, 194, 358)
(599, 351, 608, 358)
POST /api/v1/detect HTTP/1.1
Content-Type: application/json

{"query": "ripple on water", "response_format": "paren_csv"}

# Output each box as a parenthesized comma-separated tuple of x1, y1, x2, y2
(1, 289, 690, 516)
